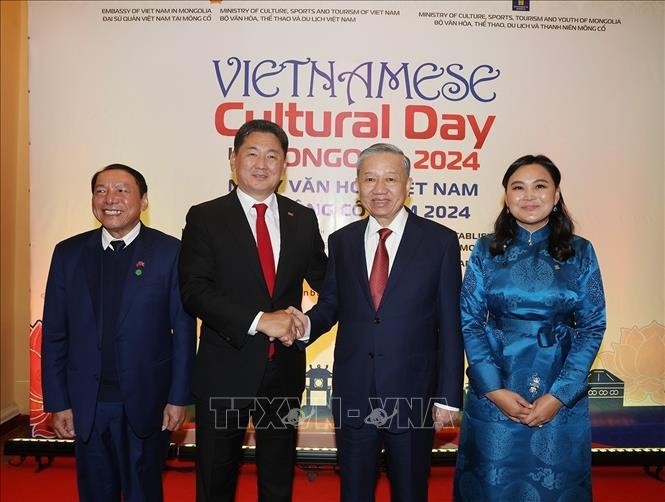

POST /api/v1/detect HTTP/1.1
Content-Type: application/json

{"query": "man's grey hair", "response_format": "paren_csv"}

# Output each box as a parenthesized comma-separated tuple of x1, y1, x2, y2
(356, 143, 411, 176)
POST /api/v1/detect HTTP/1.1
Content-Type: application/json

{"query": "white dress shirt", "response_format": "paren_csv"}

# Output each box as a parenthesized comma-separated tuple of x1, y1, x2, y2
(235, 188, 281, 335)
(101, 221, 141, 250)
(364, 208, 408, 277)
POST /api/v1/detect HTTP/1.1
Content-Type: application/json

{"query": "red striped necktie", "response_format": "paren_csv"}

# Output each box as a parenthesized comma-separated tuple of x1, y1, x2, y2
(369, 228, 392, 311)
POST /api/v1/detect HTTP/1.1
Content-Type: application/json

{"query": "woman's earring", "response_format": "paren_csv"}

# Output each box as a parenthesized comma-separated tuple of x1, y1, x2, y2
(506, 207, 510, 214)
(552, 205, 558, 213)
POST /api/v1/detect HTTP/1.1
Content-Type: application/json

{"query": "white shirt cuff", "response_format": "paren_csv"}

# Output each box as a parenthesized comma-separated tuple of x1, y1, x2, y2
(248, 311, 263, 335)
(433, 402, 459, 411)
(298, 315, 312, 342)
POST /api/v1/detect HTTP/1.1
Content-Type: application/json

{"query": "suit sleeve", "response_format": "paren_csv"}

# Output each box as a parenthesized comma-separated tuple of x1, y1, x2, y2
(41, 244, 71, 412)
(178, 206, 261, 348)
(435, 230, 464, 409)
(167, 244, 197, 405)
(306, 232, 339, 345)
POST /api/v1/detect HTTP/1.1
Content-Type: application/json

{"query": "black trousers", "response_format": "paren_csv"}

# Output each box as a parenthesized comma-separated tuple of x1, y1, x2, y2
(195, 361, 300, 502)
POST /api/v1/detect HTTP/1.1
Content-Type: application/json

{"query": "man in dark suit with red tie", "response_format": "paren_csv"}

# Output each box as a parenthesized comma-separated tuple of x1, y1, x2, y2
(179, 120, 328, 501)
(295, 143, 464, 501)
(41, 164, 196, 501)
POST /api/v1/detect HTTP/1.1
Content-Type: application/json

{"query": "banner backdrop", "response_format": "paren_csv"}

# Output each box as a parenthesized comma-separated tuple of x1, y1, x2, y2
(28, 0, 664, 447)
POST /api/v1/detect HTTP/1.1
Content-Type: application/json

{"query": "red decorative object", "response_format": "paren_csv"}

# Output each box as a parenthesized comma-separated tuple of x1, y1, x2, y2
(29, 321, 56, 438)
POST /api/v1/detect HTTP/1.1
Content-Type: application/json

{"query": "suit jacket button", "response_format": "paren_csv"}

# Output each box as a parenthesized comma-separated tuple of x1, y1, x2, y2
(373, 317, 381, 324)
(368, 353, 374, 359)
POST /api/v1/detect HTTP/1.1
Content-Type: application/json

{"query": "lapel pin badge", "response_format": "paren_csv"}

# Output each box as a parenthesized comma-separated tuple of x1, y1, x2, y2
(135, 260, 145, 276)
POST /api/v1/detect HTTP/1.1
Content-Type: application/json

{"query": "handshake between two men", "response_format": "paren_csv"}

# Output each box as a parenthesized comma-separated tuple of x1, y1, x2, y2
(256, 307, 309, 347)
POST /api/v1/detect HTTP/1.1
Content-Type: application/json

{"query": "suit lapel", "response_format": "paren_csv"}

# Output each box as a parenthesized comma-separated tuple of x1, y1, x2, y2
(116, 225, 150, 329)
(380, 212, 423, 309)
(82, 229, 103, 339)
(273, 195, 296, 298)
(350, 219, 373, 309)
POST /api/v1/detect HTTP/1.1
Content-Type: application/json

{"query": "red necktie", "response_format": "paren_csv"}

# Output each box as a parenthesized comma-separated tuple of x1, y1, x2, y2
(254, 203, 276, 295)
(369, 228, 392, 311)
(254, 203, 277, 359)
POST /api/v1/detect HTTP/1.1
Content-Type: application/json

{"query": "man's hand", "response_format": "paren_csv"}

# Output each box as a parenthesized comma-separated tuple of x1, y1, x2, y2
(432, 406, 460, 432)
(162, 404, 187, 432)
(257, 310, 303, 346)
(52, 409, 75, 439)
(523, 393, 563, 428)
(285, 306, 309, 336)
(486, 389, 533, 423)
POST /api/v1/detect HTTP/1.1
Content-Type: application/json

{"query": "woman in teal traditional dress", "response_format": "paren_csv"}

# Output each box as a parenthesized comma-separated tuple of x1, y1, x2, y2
(454, 155, 606, 501)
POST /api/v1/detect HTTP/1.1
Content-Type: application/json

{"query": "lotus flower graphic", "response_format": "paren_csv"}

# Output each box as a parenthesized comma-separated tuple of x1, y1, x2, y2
(29, 321, 56, 438)
(599, 321, 665, 405)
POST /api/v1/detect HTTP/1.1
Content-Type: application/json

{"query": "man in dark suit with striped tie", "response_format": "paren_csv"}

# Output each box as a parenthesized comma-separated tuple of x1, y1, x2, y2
(294, 143, 464, 501)
(179, 120, 328, 502)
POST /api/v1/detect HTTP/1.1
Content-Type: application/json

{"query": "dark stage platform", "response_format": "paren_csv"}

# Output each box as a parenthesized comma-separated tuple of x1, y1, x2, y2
(4, 437, 664, 479)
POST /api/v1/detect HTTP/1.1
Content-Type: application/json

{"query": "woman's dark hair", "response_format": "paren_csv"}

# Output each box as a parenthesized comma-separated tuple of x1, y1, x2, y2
(490, 154, 575, 261)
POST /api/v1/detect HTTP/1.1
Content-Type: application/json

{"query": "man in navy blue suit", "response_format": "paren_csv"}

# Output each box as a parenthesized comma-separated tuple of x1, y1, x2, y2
(295, 143, 464, 501)
(41, 164, 196, 502)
